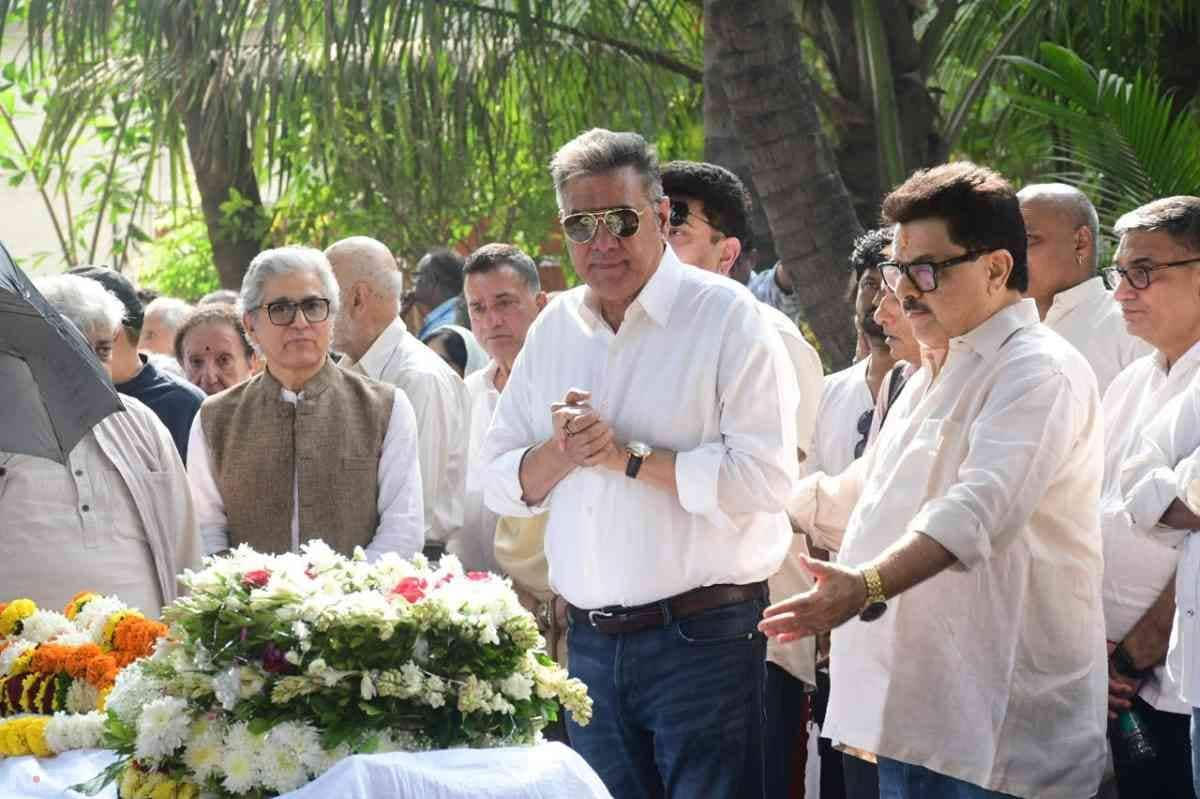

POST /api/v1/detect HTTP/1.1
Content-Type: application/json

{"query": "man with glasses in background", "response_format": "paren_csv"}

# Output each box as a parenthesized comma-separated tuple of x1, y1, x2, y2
(764, 162, 1107, 798)
(481, 129, 798, 799)
(187, 246, 425, 560)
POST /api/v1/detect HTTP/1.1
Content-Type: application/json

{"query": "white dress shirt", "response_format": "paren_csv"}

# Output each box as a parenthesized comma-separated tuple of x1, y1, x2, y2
(1120, 368, 1200, 707)
(808, 357, 874, 479)
(1099, 345, 1200, 714)
(794, 300, 1107, 798)
(762, 303, 825, 685)
(187, 381, 425, 560)
(481, 245, 799, 610)
(1044, 275, 1150, 395)
(459, 359, 504, 574)
(0, 396, 200, 617)
(343, 317, 471, 546)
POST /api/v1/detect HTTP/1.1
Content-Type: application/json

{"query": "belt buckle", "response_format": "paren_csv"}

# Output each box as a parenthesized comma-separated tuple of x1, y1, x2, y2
(587, 609, 615, 628)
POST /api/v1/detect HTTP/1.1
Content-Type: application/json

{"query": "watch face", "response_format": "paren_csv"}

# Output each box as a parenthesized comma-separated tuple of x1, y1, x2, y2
(858, 602, 887, 623)
(627, 441, 652, 458)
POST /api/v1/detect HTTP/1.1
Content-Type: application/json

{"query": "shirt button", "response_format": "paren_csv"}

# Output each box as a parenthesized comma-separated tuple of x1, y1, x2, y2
(81, 504, 90, 512)
(0, 467, 5, 477)
(75, 469, 84, 477)
(1189, 610, 1196, 617)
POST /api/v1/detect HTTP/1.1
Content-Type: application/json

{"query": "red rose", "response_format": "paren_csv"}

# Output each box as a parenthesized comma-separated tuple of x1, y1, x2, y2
(242, 569, 271, 589)
(393, 577, 428, 603)
(466, 571, 491, 581)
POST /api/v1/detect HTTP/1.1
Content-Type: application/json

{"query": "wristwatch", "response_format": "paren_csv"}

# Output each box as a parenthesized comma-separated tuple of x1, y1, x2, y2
(859, 565, 888, 622)
(625, 441, 652, 479)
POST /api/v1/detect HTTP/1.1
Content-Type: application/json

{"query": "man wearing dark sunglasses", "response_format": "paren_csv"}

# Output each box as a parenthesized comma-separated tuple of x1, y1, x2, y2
(481, 129, 799, 799)
(765, 162, 1107, 798)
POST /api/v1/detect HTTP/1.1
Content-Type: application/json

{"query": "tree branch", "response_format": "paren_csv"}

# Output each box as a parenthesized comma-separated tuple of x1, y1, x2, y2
(441, 0, 703, 82)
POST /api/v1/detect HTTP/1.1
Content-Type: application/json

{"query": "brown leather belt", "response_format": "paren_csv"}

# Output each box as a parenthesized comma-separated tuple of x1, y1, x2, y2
(568, 582, 767, 636)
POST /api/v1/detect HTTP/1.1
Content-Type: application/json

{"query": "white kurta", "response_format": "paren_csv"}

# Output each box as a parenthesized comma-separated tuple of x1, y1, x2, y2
(807, 357, 874, 480)
(800, 300, 1106, 798)
(343, 317, 470, 546)
(1099, 345, 1200, 714)
(0, 395, 200, 616)
(1044, 275, 1150, 395)
(481, 246, 798, 610)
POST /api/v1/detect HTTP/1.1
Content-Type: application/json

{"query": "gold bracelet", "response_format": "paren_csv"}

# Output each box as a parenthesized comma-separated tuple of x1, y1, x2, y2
(861, 565, 886, 609)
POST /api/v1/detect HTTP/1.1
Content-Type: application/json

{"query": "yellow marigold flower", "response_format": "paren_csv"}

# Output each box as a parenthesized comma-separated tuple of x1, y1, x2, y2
(97, 686, 112, 710)
(100, 610, 142, 651)
(10, 649, 36, 676)
(134, 771, 167, 799)
(118, 764, 143, 797)
(175, 783, 200, 799)
(149, 778, 180, 799)
(0, 599, 38, 637)
(23, 716, 51, 757)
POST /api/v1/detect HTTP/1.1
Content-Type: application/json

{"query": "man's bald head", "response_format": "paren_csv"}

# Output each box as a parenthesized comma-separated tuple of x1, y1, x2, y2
(1018, 183, 1100, 272)
(325, 236, 404, 300)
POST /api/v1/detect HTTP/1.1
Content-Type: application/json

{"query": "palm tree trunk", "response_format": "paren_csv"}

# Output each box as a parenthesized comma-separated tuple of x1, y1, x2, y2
(707, 0, 861, 367)
(703, 23, 777, 277)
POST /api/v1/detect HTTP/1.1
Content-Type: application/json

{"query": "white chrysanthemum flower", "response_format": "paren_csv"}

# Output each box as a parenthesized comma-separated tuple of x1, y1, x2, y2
(261, 721, 322, 791)
(64, 679, 101, 713)
(52, 630, 92, 647)
(135, 696, 191, 762)
(183, 731, 224, 780)
(220, 721, 265, 793)
(103, 662, 164, 726)
(213, 666, 241, 710)
(19, 609, 76, 643)
(0, 639, 35, 673)
(73, 595, 126, 641)
(44, 711, 105, 753)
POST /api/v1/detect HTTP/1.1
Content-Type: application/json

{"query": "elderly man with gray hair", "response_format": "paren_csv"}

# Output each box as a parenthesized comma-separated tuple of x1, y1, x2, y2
(481, 129, 798, 798)
(324, 235, 471, 561)
(186, 246, 424, 559)
(0, 274, 200, 616)
(1019, 182, 1148, 392)
(139, 296, 193, 357)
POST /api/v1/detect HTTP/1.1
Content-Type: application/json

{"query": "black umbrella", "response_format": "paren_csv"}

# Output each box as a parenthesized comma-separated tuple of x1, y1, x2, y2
(0, 241, 123, 463)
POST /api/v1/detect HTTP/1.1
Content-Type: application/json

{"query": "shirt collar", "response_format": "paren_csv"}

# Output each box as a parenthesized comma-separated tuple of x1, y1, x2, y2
(950, 297, 1039, 359)
(580, 244, 679, 331)
(1152, 337, 1200, 376)
(482, 358, 503, 393)
(1047, 275, 1107, 319)
(350, 317, 408, 379)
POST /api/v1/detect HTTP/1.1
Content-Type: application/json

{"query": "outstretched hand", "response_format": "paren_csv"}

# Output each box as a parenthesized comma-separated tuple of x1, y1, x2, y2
(758, 555, 867, 644)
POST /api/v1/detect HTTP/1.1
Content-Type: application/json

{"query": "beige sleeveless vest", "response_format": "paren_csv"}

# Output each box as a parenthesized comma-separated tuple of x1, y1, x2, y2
(200, 358, 395, 556)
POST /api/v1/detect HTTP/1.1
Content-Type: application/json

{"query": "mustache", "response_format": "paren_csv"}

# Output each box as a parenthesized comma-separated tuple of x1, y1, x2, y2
(902, 297, 932, 315)
(861, 313, 886, 337)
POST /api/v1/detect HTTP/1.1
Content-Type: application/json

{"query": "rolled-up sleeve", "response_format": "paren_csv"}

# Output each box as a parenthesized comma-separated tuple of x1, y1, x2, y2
(676, 300, 798, 530)
(910, 364, 1091, 569)
(788, 458, 867, 553)
(1123, 387, 1200, 525)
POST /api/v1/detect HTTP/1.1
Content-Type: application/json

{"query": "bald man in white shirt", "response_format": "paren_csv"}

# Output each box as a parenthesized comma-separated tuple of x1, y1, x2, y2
(326, 236, 471, 558)
(1020, 183, 1149, 393)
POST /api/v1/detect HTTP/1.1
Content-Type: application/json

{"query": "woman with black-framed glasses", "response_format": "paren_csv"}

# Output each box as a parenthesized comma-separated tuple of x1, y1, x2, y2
(185, 246, 425, 563)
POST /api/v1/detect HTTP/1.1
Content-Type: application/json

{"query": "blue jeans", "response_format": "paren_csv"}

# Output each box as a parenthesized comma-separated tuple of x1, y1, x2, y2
(1192, 707, 1200, 798)
(878, 758, 1018, 799)
(565, 596, 769, 799)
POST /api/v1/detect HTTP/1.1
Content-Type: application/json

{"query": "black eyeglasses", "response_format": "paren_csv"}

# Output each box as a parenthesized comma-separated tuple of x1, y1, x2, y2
(560, 207, 649, 244)
(880, 250, 991, 293)
(854, 408, 874, 459)
(1102, 257, 1200, 291)
(669, 199, 726, 236)
(257, 297, 331, 326)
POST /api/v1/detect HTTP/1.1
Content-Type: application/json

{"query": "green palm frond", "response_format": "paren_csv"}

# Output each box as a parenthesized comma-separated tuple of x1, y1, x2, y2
(1004, 42, 1200, 229)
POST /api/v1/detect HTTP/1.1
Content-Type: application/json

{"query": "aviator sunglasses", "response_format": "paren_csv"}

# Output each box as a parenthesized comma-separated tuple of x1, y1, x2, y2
(560, 206, 651, 244)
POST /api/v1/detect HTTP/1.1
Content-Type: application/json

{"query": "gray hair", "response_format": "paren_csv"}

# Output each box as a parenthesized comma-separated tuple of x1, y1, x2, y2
(36, 273, 125, 341)
(1018, 182, 1101, 270)
(1115, 196, 1200, 252)
(463, 243, 541, 293)
(324, 236, 404, 303)
(144, 296, 193, 330)
(549, 128, 664, 211)
(238, 246, 341, 319)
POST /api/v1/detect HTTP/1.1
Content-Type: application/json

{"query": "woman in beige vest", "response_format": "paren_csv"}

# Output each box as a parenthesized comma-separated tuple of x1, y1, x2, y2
(185, 246, 425, 561)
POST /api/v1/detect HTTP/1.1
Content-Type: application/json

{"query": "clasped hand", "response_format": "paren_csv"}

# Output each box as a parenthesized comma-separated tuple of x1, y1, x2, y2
(550, 388, 622, 470)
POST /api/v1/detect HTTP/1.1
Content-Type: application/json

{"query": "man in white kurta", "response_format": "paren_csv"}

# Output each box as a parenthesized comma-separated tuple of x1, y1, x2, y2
(1, 351, 200, 617)
(766, 163, 1106, 798)
(326, 237, 470, 554)
(1020, 183, 1148, 394)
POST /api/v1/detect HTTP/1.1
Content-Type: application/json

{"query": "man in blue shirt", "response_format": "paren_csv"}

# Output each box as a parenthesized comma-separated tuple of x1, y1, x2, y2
(408, 248, 465, 341)
(69, 266, 204, 462)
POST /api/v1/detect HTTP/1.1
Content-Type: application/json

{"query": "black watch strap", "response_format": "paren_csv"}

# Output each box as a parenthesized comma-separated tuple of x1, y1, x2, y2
(625, 451, 645, 479)
(1110, 642, 1150, 678)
